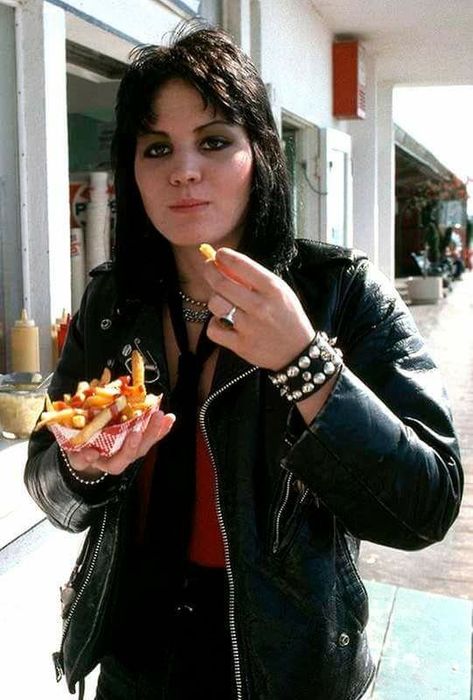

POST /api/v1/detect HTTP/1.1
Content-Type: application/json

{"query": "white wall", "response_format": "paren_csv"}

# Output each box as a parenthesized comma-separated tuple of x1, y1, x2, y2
(260, 0, 335, 130)
(257, 0, 352, 242)
(57, 0, 189, 46)
(377, 84, 395, 280)
(345, 51, 379, 266)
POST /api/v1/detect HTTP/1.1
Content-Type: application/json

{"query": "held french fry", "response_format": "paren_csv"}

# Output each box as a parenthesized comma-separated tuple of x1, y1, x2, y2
(198, 242, 250, 288)
(199, 243, 217, 261)
(69, 395, 128, 447)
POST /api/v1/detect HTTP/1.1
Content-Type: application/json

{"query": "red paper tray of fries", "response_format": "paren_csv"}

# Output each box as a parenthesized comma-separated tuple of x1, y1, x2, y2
(36, 351, 161, 457)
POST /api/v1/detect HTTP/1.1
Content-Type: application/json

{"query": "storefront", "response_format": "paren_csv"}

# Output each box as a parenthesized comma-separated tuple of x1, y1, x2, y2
(0, 0, 220, 548)
(0, 0, 382, 551)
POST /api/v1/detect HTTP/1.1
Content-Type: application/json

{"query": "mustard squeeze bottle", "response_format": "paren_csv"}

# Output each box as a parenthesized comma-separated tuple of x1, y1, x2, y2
(10, 308, 40, 373)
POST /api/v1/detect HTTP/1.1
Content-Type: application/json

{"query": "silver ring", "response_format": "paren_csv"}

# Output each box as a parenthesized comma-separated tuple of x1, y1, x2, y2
(219, 305, 237, 329)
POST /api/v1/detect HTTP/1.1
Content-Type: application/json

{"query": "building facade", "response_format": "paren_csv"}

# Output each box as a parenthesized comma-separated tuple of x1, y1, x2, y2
(0, 0, 472, 376)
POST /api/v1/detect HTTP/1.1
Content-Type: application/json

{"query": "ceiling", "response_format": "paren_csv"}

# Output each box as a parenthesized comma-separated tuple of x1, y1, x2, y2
(311, 0, 473, 84)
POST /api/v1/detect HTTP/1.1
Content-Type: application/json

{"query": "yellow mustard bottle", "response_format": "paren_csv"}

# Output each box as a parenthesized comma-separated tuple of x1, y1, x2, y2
(10, 308, 40, 373)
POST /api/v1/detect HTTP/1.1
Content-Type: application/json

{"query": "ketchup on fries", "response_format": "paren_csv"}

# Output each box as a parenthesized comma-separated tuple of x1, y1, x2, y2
(35, 350, 160, 447)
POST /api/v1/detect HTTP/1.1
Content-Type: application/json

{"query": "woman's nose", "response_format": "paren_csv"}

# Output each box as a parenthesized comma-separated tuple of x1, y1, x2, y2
(169, 154, 202, 186)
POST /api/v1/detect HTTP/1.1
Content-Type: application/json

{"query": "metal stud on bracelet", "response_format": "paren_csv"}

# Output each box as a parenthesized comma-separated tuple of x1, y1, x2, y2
(269, 332, 343, 403)
(59, 446, 108, 485)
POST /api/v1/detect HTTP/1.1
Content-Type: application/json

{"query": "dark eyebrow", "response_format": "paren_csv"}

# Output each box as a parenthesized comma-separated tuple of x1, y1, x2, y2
(139, 119, 235, 137)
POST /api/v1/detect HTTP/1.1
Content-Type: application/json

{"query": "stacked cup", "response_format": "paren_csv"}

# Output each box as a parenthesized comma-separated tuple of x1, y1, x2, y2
(86, 171, 110, 274)
(71, 226, 86, 314)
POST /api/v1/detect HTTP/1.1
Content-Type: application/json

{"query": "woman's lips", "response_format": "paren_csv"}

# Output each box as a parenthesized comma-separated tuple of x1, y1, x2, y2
(169, 199, 210, 211)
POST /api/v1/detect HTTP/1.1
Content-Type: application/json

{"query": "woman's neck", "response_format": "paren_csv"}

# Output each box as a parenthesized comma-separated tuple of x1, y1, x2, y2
(173, 245, 212, 302)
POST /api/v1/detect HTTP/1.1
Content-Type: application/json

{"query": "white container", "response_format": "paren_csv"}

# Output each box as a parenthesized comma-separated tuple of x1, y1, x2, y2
(407, 276, 443, 304)
(10, 309, 40, 373)
(71, 227, 86, 313)
(86, 172, 110, 273)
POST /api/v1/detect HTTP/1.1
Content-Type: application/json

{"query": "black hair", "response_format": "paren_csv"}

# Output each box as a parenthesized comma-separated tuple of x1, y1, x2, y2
(112, 21, 295, 301)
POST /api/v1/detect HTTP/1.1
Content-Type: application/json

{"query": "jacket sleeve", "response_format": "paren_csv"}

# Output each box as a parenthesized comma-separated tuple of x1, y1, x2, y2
(24, 284, 126, 534)
(283, 259, 463, 551)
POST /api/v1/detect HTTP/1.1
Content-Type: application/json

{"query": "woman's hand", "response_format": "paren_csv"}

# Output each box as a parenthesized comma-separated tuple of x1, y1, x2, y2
(203, 247, 315, 371)
(64, 409, 175, 480)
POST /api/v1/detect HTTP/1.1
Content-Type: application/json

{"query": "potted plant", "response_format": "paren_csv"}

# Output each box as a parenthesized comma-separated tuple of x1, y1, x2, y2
(407, 204, 444, 304)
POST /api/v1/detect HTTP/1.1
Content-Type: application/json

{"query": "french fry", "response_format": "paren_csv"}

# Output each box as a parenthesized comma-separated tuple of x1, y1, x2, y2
(131, 350, 145, 387)
(99, 367, 111, 386)
(125, 384, 147, 405)
(198, 242, 249, 288)
(94, 386, 121, 398)
(76, 381, 90, 393)
(36, 408, 75, 431)
(83, 394, 116, 409)
(69, 395, 128, 447)
(199, 243, 217, 261)
(72, 414, 87, 429)
(36, 363, 161, 443)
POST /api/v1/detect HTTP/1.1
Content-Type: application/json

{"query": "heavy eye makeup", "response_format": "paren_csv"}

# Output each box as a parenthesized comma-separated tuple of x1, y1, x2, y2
(139, 133, 233, 159)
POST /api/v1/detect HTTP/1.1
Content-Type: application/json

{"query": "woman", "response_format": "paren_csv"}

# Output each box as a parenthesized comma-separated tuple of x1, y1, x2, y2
(25, 23, 462, 700)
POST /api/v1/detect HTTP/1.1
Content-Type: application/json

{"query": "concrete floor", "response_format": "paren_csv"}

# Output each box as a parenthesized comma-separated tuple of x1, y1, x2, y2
(359, 270, 473, 600)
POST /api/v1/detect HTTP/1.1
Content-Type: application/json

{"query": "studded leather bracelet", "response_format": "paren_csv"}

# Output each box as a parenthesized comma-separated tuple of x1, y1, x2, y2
(269, 331, 343, 403)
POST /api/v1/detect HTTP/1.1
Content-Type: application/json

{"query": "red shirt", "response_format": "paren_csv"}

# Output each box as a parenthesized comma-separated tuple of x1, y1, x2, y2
(188, 426, 226, 568)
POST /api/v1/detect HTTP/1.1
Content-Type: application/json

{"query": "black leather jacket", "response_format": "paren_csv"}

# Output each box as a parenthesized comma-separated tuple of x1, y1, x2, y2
(25, 240, 462, 700)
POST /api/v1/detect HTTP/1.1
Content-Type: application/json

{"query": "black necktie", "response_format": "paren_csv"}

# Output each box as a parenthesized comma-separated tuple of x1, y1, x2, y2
(145, 287, 214, 594)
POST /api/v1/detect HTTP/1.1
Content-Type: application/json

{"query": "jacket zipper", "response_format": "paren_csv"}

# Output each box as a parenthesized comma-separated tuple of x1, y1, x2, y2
(53, 507, 108, 682)
(272, 474, 311, 555)
(199, 366, 258, 700)
(271, 470, 292, 554)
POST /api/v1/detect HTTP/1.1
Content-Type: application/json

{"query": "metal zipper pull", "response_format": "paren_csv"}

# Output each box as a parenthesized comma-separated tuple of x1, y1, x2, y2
(52, 651, 64, 682)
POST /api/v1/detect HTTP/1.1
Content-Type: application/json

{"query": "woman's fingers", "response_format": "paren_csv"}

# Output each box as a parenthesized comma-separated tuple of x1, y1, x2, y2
(135, 411, 176, 458)
(66, 410, 176, 478)
(204, 262, 256, 313)
(204, 248, 315, 370)
(103, 410, 174, 474)
(214, 247, 274, 291)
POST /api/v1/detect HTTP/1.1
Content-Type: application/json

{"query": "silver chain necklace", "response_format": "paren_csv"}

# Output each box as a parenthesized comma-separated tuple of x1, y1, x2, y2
(179, 290, 208, 307)
(178, 290, 211, 324)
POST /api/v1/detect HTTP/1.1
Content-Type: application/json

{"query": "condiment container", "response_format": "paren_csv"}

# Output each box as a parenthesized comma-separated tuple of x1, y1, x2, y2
(10, 309, 40, 373)
(0, 373, 46, 440)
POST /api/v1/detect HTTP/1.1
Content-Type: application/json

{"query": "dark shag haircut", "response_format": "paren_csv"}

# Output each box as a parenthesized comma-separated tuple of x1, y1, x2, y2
(112, 21, 296, 301)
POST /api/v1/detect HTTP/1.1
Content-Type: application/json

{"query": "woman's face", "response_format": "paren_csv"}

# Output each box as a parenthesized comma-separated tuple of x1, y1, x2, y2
(134, 79, 254, 252)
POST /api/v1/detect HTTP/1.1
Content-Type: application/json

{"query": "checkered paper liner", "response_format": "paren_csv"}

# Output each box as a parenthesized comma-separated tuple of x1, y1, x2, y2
(48, 402, 161, 457)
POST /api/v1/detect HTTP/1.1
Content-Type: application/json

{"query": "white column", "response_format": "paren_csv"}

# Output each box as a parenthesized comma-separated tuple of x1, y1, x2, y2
(18, 0, 70, 373)
(346, 53, 379, 266)
(250, 0, 262, 72)
(223, 0, 251, 52)
(377, 83, 395, 280)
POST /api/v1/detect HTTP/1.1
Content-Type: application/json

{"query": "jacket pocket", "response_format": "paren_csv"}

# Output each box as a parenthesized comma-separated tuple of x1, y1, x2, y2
(269, 468, 312, 557)
(336, 528, 369, 630)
